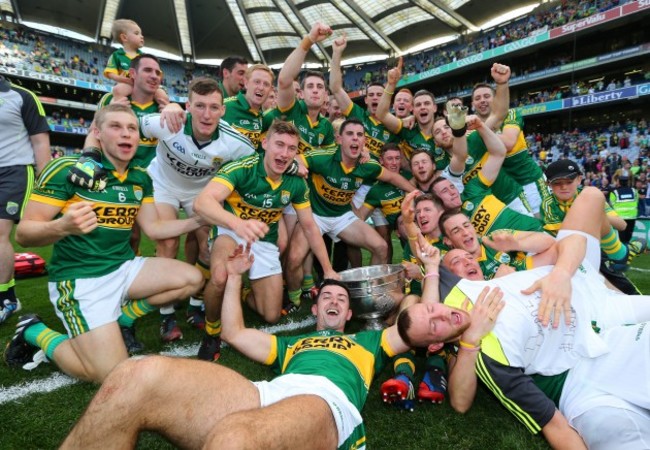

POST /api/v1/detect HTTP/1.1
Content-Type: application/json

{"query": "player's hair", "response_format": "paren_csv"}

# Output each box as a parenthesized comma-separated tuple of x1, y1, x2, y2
(339, 117, 364, 135)
(396, 308, 416, 347)
(438, 209, 465, 238)
(414, 192, 444, 211)
(316, 279, 351, 304)
(431, 176, 453, 194)
(189, 77, 222, 102)
(472, 82, 494, 97)
(220, 56, 248, 76)
(331, 117, 345, 136)
(413, 89, 436, 104)
(446, 96, 463, 107)
(396, 88, 413, 97)
(94, 103, 137, 129)
(245, 64, 275, 82)
(266, 120, 299, 138)
(300, 70, 326, 89)
(366, 82, 385, 90)
(380, 142, 401, 156)
(130, 53, 160, 71)
(111, 19, 139, 43)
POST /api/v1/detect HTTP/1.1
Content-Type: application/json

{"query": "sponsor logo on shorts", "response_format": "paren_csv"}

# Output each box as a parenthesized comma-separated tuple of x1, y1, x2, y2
(6, 201, 18, 216)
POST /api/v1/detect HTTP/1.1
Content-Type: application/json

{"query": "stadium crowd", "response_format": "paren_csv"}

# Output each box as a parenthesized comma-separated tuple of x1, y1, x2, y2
(2, 2, 650, 449)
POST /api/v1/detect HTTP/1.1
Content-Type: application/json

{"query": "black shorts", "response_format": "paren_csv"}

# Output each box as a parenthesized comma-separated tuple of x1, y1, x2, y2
(0, 165, 34, 222)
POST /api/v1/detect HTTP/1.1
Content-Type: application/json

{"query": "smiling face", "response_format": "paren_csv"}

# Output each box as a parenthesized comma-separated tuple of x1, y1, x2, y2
(244, 68, 273, 110)
(432, 178, 461, 209)
(472, 87, 493, 120)
(130, 57, 162, 98)
(415, 198, 443, 235)
(187, 91, 224, 141)
(403, 302, 471, 347)
(410, 151, 435, 185)
(312, 284, 353, 332)
(302, 74, 327, 110)
(433, 118, 454, 150)
(443, 248, 484, 281)
(261, 129, 299, 179)
(393, 91, 413, 118)
(442, 213, 480, 255)
(380, 148, 401, 173)
(94, 110, 140, 170)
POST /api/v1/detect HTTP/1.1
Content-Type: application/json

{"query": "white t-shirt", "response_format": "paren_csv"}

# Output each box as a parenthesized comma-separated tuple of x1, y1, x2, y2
(141, 114, 255, 194)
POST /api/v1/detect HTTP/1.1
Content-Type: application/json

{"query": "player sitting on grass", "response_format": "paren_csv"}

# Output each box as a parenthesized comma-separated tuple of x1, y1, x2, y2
(4, 104, 203, 383)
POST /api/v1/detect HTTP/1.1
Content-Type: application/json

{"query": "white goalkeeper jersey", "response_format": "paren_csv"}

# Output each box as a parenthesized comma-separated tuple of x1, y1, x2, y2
(141, 113, 255, 193)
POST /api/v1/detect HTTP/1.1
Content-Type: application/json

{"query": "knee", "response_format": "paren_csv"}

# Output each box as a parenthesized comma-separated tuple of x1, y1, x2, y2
(203, 418, 249, 450)
(186, 266, 204, 294)
(579, 186, 605, 206)
(99, 356, 168, 400)
(262, 309, 281, 324)
(371, 239, 388, 256)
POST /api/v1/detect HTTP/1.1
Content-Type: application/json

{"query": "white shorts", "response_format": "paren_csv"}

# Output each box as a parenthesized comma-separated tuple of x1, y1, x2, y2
(370, 208, 388, 227)
(283, 203, 297, 216)
(48, 257, 147, 337)
(352, 185, 371, 209)
(556, 229, 601, 271)
(216, 227, 281, 280)
(254, 374, 365, 449)
(560, 322, 650, 449)
(313, 211, 360, 243)
(152, 179, 199, 216)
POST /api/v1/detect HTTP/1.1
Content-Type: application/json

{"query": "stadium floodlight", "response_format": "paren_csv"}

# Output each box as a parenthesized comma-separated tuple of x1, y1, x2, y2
(173, 0, 193, 57)
(99, 0, 120, 40)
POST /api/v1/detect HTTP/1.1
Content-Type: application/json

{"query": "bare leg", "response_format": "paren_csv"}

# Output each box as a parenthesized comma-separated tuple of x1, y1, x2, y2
(249, 274, 284, 323)
(285, 223, 312, 293)
(127, 258, 203, 306)
(338, 220, 388, 265)
(203, 395, 337, 450)
(203, 235, 238, 324)
(61, 356, 260, 450)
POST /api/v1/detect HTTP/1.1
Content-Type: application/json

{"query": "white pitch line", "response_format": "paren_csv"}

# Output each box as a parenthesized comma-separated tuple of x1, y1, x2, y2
(0, 316, 317, 404)
(629, 267, 650, 273)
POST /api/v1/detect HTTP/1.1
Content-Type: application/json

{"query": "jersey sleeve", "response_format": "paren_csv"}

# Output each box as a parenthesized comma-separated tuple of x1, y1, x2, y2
(362, 185, 381, 209)
(139, 114, 173, 140)
(502, 109, 523, 131)
(213, 159, 244, 191)
(17, 87, 49, 135)
(31, 159, 76, 207)
(361, 159, 384, 183)
(104, 52, 120, 77)
(476, 352, 556, 434)
(344, 102, 363, 120)
(290, 178, 311, 209)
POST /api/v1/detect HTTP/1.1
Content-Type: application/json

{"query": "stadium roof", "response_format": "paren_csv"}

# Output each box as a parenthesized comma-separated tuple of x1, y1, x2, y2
(6, 0, 532, 65)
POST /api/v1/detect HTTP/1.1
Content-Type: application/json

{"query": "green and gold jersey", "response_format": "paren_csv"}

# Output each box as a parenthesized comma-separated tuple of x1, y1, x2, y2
(461, 171, 543, 236)
(540, 186, 619, 236)
(499, 109, 544, 185)
(343, 103, 400, 159)
(267, 329, 395, 412)
(103, 48, 143, 78)
(476, 238, 532, 280)
(402, 236, 449, 296)
(223, 91, 263, 148)
(301, 147, 384, 217)
(213, 153, 310, 244)
(462, 131, 522, 205)
(98, 93, 158, 167)
(262, 99, 335, 154)
(362, 181, 404, 227)
(31, 155, 153, 281)
(397, 123, 451, 170)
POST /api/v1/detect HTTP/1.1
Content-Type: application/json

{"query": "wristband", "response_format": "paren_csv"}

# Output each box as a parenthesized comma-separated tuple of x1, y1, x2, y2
(459, 340, 481, 352)
(383, 89, 394, 96)
(407, 235, 418, 241)
(423, 272, 439, 280)
(300, 36, 314, 51)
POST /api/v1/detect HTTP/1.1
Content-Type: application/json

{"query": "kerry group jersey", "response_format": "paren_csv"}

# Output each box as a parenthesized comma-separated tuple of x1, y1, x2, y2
(362, 181, 404, 227)
(461, 172, 543, 235)
(402, 236, 449, 295)
(301, 147, 384, 217)
(213, 153, 310, 244)
(499, 109, 545, 185)
(541, 187, 620, 235)
(223, 91, 263, 148)
(476, 239, 532, 279)
(462, 130, 522, 205)
(263, 99, 335, 154)
(98, 93, 159, 167)
(396, 123, 450, 170)
(140, 113, 254, 194)
(343, 103, 399, 159)
(30, 155, 153, 281)
(103, 48, 143, 78)
(266, 329, 395, 412)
